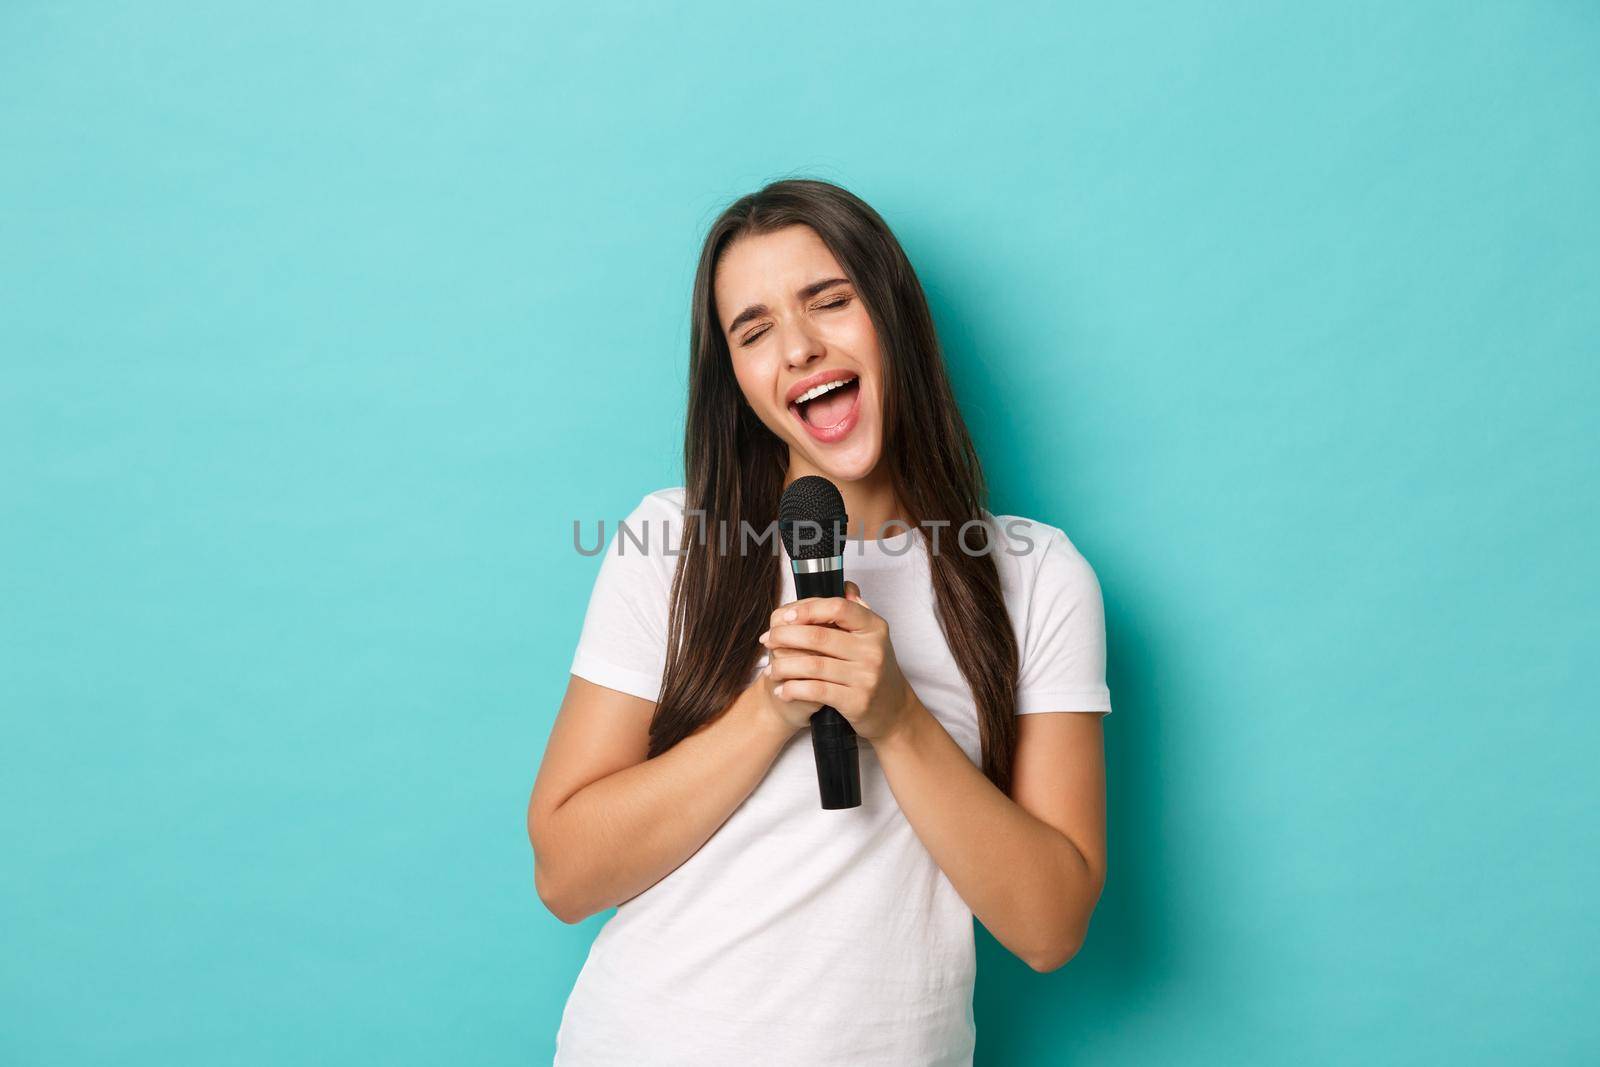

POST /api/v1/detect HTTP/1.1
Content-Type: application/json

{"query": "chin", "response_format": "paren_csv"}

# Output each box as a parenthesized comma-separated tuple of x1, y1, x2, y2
(796, 433, 882, 484)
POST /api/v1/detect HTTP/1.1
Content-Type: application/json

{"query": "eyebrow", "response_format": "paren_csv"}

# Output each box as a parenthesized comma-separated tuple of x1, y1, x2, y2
(724, 276, 852, 338)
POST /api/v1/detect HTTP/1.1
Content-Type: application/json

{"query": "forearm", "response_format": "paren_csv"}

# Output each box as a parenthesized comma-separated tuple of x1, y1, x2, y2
(872, 696, 1103, 970)
(535, 682, 794, 922)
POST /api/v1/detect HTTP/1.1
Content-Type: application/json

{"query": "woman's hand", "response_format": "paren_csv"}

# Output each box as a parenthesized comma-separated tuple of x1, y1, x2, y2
(752, 646, 823, 734)
(758, 582, 917, 743)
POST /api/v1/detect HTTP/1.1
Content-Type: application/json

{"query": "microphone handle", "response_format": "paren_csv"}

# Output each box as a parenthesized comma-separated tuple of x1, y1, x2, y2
(793, 566, 862, 809)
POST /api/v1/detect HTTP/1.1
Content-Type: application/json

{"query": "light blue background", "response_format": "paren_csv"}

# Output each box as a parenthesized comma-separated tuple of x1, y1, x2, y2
(3, 2, 1595, 1063)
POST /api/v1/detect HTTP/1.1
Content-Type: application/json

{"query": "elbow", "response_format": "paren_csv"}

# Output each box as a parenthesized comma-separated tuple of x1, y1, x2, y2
(529, 808, 591, 925)
(1022, 898, 1099, 973)
(1024, 932, 1085, 974)
(1026, 861, 1107, 972)
(534, 862, 589, 925)
(531, 846, 593, 925)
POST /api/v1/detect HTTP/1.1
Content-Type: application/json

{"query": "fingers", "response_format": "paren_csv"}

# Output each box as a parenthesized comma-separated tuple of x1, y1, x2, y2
(767, 651, 857, 687)
(760, 623, 850, 659)
(770, 595, 877, 633)
(762, 644, 816, 680)
(844, 581, 871, 608)
(763, 645, 810, 672)
(771, 677, 855, 711)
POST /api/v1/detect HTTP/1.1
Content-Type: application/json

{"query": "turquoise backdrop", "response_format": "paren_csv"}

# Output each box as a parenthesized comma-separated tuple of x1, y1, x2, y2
(3, 2, 1595, 1063)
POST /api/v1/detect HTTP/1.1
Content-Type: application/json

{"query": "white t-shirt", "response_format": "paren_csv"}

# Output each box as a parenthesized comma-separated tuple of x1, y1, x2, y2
(554, 487, 1112, 1066)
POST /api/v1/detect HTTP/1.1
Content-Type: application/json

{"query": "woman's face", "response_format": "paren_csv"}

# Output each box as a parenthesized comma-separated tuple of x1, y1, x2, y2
(714, 224, 885, 484)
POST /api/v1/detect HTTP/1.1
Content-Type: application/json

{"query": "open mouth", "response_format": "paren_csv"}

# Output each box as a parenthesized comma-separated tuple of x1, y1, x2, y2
(789, 375, 861, 443)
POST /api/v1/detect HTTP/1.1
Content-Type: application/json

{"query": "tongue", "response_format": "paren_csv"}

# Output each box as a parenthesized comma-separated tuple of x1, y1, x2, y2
(803, 383, 856, 428)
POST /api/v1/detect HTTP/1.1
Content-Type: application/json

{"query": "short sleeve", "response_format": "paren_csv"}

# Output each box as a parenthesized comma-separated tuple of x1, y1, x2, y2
(569, 493, 678, 702)
(1015, 527, 1113, 715)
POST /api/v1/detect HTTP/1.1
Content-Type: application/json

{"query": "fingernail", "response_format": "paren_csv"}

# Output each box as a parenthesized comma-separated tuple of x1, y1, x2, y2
(758, 630, 769, 645)
(774, 683, 786, 699)
(783, 609, 797, 622)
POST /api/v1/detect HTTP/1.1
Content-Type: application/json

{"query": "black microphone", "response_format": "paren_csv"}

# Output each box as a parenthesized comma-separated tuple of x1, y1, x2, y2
(778, 476, 862, 810)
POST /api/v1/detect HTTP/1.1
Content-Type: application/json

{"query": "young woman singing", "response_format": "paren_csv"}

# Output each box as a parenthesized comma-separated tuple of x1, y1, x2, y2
(528, 178, 1112, 1065)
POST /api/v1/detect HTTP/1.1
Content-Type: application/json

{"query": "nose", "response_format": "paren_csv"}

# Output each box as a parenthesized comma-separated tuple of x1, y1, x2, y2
(780, 316, 826, 370)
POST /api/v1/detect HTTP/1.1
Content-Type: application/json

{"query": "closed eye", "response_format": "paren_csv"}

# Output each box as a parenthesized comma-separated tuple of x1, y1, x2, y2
(737, 296, 852, 347)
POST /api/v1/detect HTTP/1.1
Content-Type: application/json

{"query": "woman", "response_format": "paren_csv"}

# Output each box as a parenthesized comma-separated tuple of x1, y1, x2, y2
(527, 178, 1112, 1065)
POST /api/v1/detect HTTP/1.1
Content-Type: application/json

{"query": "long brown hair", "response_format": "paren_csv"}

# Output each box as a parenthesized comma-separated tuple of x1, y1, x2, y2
(649, 178, 1022, 793)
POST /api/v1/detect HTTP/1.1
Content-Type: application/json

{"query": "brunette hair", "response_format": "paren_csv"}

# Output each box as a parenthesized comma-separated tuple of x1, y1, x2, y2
(649, 178, 1022, 793)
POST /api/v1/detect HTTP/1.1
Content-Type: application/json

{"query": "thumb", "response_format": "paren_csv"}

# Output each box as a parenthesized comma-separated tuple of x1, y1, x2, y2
(844, 581, 871, 609)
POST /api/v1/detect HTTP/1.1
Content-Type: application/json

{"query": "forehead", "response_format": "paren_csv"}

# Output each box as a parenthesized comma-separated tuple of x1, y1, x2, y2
(714, 224, 845, 318)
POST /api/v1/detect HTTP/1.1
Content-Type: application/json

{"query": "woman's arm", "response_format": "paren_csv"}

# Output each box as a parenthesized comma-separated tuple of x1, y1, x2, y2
(872, 704, 1106, 972)
(526, 673, 803, 924)
(762, 589, 1107, 971)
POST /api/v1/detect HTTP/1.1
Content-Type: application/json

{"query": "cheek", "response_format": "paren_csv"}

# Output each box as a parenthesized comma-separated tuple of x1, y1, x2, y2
(730, 357, 780, 417)
(730, 364, 754, 402)
(840, 316, 884, 378)
(843, 325, 886, 418)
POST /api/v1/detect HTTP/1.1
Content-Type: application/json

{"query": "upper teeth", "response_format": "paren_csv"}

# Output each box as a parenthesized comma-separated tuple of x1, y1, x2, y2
(795, 377, 855, 405)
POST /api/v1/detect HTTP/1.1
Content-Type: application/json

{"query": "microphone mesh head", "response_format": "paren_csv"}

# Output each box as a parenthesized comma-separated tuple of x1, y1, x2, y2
(778, 476, 848, 560)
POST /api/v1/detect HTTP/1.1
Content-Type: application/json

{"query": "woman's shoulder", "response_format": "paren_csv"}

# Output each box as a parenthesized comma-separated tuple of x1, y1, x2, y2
(981, 508, 1103, 602)
(983, 510, 1111, 712)
(594, 486, 687, 574)
(613, 485, 689, 538)
(628, 485, 687, 517)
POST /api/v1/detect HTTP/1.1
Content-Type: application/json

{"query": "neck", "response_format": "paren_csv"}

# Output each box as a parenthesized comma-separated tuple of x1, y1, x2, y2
(784, 458, 905, 541)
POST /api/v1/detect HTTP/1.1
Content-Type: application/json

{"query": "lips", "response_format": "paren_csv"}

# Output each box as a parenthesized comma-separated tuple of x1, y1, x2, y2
(788, 377, 861, 444)
(785, 368, 859, 406)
